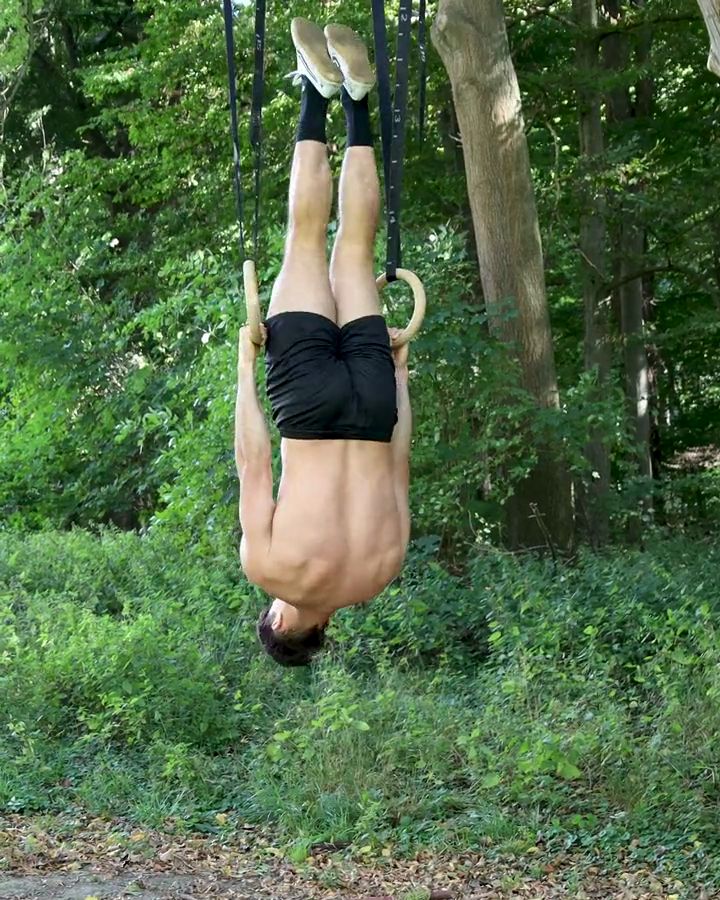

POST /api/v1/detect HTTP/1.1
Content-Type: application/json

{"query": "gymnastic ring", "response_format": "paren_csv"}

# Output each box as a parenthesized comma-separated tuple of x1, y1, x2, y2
(376, 268, 427, 347)
(243, 259, 264, 346)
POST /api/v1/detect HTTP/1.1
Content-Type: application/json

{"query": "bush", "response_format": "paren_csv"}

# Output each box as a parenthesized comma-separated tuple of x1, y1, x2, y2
(1, 529, 719, 882)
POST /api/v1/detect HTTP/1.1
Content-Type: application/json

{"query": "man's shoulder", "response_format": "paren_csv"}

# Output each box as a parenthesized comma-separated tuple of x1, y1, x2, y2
(240, 535, 269, 587)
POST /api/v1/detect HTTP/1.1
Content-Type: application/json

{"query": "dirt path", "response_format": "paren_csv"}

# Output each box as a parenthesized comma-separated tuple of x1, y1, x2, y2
(0, 814, 715, 899)
(0, 872, 246, 899)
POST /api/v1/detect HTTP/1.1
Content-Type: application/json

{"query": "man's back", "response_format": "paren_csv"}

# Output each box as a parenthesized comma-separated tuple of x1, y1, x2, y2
(242, 438, 409, 610)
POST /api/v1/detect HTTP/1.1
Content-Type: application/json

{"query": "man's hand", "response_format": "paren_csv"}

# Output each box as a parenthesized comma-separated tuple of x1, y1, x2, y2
(387, 327, 409, 369)
(238, 324, 266, 367)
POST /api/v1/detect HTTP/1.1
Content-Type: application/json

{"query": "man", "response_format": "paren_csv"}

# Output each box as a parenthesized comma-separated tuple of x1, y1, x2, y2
(235, 18, 412, 666)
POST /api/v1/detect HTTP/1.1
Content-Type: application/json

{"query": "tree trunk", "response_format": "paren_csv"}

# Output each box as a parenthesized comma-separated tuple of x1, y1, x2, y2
(602, 0, 655, 538)
(697, 0, 720, 76)
(432, 0, 573, 552)
(573, 0, 612, 546)
(643, 265, 662, 479)
(619, 220, 653, 482)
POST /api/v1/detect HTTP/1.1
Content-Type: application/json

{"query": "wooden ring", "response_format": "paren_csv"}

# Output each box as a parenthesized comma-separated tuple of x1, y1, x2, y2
(244, 261, 426, 348)
(243, 259, 264, 346)
(376, 268, 427, 347)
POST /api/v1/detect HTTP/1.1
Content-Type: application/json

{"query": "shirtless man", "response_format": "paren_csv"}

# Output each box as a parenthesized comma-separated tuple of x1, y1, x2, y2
(235, 19, 412, 666)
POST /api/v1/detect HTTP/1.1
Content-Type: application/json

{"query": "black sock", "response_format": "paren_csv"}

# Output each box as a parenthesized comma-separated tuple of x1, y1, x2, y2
(342, 87, 373, 147)
(296, 77, 330, 144)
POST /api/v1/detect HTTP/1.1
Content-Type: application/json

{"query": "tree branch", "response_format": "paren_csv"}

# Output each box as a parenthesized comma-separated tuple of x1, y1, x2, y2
(597, 12, 701, 39)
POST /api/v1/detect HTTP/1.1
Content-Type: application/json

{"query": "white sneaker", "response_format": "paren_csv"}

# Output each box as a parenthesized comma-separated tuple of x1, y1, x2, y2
(324, 24, 375, 102)
(290, 17, 342, 99)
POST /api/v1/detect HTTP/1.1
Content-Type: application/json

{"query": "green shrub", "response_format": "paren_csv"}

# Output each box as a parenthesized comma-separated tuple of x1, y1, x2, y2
(1, 529, 719, 882)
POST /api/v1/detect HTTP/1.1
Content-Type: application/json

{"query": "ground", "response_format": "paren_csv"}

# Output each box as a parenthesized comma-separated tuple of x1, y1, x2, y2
(0, 815, 716, 900)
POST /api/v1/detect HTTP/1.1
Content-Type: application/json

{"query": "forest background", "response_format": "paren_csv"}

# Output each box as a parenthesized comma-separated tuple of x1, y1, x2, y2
(1, 0, 720, 894)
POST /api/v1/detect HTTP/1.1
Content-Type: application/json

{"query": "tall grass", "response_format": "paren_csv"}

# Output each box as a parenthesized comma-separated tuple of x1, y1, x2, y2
(1, 529, 719, 879)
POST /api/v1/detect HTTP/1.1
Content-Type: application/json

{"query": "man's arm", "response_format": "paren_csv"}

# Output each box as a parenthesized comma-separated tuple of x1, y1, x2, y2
(392, 362, 412, 490)
(235, 326, 274, 579)
(389, 334, 412, 547)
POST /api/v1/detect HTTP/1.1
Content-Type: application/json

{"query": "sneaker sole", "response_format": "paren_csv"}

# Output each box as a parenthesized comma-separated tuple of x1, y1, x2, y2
(324, 24, 375, 101)
(291, 17, 342, 98)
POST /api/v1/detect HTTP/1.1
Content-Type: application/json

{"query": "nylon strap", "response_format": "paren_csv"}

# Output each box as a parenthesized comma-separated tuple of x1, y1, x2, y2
(222, 0, 247, 260)
(418, 0, 427, 143)
(387, 0, 412, 280)
(221, 0, 266, 263)
(372, 0, 392, 194)
(372, 0, 418, 282)
(250, 0, 266, 257)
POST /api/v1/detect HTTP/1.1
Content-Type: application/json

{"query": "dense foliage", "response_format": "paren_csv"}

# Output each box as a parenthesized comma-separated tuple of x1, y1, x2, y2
(1, 530, 719, 887)
(1, 0, 718, 542)
(1, 0, 719, 889)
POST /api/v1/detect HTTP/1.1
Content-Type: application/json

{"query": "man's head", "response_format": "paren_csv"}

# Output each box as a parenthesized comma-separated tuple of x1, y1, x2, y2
(256, 604, 327, 667)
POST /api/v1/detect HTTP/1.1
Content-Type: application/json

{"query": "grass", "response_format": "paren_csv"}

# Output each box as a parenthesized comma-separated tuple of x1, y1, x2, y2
(1, 528, 720, 889)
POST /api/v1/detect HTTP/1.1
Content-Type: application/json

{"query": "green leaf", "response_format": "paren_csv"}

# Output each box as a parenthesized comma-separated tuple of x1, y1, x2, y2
(556, 759, 582, 780)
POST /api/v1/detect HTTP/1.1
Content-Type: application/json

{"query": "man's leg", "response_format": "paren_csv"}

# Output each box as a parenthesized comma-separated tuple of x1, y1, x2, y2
(329, 88, 381, 327)
(268, 78, 335, 321)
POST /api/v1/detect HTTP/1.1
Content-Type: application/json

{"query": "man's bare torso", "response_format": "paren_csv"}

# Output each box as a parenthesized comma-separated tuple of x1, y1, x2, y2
(241, 438, 409, 614)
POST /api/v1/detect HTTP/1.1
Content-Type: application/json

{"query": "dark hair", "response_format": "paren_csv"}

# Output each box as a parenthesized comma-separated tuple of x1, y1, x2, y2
(256, 606, 326, 667)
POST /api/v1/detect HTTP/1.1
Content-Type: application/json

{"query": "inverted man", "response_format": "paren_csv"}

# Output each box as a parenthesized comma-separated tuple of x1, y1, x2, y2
(235, 18, 412, 666)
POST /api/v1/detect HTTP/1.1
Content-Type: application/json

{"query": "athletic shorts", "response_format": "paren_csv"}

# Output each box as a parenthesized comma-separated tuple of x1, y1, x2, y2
(264, 312, 398, 442)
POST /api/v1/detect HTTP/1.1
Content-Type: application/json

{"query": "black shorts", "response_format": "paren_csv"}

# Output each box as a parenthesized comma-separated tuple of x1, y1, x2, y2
(264, 312, 398, 442)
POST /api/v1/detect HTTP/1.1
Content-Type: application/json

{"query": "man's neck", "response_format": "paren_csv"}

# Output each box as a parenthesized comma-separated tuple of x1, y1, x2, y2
(269, 598, 329, 635)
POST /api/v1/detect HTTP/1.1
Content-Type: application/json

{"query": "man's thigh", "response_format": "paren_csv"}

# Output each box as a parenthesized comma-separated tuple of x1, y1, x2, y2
(267, 245, 336, 322)
(329, 246, 381, 327)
